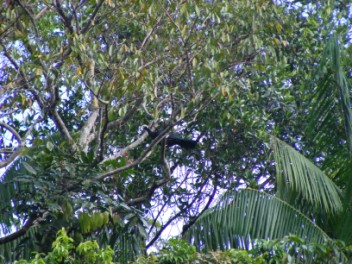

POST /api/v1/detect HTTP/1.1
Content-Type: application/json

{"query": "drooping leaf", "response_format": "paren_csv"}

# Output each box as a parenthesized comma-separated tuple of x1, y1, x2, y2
(270, 136, 342, 215)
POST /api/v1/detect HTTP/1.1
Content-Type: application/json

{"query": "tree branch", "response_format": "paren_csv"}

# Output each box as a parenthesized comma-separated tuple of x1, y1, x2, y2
(54, 0, 74, 34)
(14, 0, 39, 37)
(145, 177, 205, 249)
(97, 125, 174, 180)
(79, 57, 104, 151)
(181, 179, 218, 236)
(102, 130, 148, 164)
(50, 110, 76, 148)
(0, 43, 45, 109)
(81, 0, 104, 34)
(0, 212, 48, 245)
(0, 218, 35, 245)
(0, 122, 23, 168)
(141, 16, 163, 49)
(95, 103, 109, 163)
(126, 139, 172, 206)
(1, 43, 75, 150)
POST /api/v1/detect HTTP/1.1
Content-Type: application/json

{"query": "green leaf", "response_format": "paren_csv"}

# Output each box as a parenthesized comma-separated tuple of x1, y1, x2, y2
(184, 189, 330, 251)
(46, 141, 54, 152)
(270, 136, 342, 214)
(307, 35, 352, 154)
(22, 161, 37, 175)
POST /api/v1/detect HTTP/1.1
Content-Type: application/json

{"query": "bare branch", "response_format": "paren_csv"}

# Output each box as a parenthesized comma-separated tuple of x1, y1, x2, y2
(97, 125, 174, 180)
(0, 218, 35, 245)
(79, 58, 103, 152)
(102, 130, 149, 163)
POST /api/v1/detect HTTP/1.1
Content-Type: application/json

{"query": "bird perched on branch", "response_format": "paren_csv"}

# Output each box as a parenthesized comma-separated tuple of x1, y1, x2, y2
(143, 126, 197, 149)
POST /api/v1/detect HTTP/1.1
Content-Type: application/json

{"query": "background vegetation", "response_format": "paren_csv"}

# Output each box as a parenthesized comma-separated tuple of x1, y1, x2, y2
(0, 0, 351, 263)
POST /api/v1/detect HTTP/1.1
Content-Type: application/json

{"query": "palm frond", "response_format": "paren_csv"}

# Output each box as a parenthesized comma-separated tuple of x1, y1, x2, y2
(184, 189, 330, 251)
(307, 34, 352, 154)
(326, 37, 352, 153)
(0, 157, 28, 230)
(0, 225, 40, 261)
(271, 136, 342, 215)
(328, 159, 352, 244)
(0, 156, 38, 261)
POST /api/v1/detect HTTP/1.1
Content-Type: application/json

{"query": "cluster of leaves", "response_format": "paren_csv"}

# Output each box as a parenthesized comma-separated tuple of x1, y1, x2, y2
(14, 228, 114, 264)
(17, 231, 351, 264)
(135, 236, 351, 264)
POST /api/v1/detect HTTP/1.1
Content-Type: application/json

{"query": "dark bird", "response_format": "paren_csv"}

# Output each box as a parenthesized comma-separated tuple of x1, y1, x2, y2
(143, 126, 197, 149)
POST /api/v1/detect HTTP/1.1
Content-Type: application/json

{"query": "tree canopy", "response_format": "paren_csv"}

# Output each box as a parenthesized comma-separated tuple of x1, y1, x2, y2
(0, 0, 351, 263)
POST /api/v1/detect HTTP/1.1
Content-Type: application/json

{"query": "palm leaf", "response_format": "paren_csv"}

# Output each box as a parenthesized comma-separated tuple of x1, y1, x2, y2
(0, 157, 28, 231)
(271, 136, 342, 215)
(184, 189, 330, 251)
(328, 159, 352, 244)
(0, 156, 38, 261)
(307, 34, 352, 154)
(0, 225, 40, 261)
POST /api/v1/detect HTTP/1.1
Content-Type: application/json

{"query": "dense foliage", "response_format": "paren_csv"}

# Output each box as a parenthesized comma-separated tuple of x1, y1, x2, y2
(15, 228, 114, 264)
(16, 230, 352, 264)
(0, 0, 351, 263)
